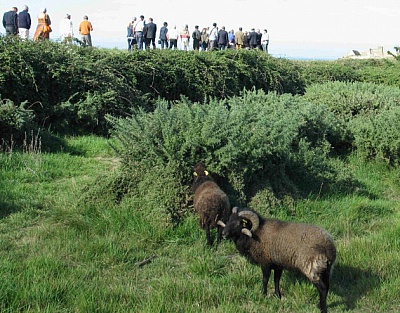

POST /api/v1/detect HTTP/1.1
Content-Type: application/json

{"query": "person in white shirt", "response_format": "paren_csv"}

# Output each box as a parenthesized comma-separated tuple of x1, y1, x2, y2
(208, 22, 218, 50)
(261, 29, 269, 53)
(59, 14, 73, 44)
(168, 25, 179, 50)
(133, 15, 145, 50)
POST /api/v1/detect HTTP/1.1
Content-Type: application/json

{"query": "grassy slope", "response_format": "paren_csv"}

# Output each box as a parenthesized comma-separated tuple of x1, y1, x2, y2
(0, 136, 399, 313)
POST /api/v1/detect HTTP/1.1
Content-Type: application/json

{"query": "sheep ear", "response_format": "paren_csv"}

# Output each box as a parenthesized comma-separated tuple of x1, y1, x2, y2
(204, 170, 209, 176)
(193, 172, 198, 176)
(241, 228, 252, 237)
(232, 207, 238, 214)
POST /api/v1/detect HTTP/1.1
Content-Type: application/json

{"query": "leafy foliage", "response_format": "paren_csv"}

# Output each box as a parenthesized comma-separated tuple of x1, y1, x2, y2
(304, 81, 400, 121)
(304, 81, 400, 162)
(350, 107, 400, 164)
(0, 98, 35, 143)
(299, 60, 360, 85)
(1, 36, 400, 138)
(107, 90, 349, 221)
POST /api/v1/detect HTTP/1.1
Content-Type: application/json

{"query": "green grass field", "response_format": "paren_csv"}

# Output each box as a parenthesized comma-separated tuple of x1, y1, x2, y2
(1, 136, 399, 312)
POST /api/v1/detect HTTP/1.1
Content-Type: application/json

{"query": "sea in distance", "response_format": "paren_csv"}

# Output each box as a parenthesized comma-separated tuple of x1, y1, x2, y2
(96, 38, 394, 61)
(97, 38, 345, 60)
(42, 34, 394, 61)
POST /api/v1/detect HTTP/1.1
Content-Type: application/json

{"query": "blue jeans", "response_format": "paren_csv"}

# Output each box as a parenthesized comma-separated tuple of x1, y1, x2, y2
(135, 31, 143, 50)
(160, 39, 168, 49)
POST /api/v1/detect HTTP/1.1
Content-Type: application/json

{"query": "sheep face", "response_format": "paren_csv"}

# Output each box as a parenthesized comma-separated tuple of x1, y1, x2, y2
(193, 161, 209, 178)
(222, 207, 257, 239)
(192, 162, 211, 192)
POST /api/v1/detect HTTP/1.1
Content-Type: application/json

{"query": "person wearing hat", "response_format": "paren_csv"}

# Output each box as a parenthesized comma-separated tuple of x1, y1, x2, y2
(60, 14, 74, 44)
(18, 5, 31, 40)
(79, 15, 93, 47)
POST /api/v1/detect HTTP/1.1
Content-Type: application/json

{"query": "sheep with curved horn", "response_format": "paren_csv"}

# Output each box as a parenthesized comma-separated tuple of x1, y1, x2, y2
(221, 206, 336, 313)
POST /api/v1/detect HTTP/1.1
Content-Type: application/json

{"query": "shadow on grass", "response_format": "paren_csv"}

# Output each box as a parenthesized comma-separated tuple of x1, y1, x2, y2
(281, 262, 380, 312)
(330, 263, 380, 311)
(0, 200, 19, 219)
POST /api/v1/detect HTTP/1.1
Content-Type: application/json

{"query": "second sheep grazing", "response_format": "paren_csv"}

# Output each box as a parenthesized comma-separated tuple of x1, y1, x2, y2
(220, 207, 336, 313)
(192, 162, 231, 246)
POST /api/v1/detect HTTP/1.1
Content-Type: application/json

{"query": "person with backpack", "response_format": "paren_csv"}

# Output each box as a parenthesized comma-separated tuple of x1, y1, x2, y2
(192, 25, 201, 50)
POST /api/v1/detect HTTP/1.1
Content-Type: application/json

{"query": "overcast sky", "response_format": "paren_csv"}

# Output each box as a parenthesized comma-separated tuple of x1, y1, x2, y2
(2, 0, 399, 58)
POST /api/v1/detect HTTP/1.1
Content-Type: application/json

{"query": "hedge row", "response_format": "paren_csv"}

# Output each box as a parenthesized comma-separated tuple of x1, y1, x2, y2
(1, 36, 400, 137)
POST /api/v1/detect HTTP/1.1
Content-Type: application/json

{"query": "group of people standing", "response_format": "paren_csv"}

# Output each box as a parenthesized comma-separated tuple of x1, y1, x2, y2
(127, 18, 269, 53)
(2, 5, 94, 47)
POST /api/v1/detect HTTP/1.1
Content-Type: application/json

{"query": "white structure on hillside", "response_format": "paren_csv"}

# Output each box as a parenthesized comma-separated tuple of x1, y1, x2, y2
(344, 46, 394, 59)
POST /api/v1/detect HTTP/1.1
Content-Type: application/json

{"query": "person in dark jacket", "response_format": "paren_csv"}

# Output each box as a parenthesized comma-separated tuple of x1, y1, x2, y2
(2, 7, 18, 36)
(256, 29, 262, 50)
(192, 25, 201, 50)
(217, 26, 228, 50)
(144, 17, 157, 49)
(18, 5, 31, 39)
(159, 22, 168, 49)
(248, 28, 258, 49)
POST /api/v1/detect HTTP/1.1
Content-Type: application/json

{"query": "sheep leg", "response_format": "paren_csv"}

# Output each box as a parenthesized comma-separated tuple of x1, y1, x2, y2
(216, 225, 223, 246)
(273, 268, 283, 299)
(314, 270, 330, 313)
(205, 225, 213, 246)
(261, 265, 272, 295)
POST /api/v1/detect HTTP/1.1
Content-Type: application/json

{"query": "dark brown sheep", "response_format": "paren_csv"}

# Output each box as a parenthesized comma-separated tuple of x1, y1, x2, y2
(220, 207, 336, 313)
(192, 162, 231, 246)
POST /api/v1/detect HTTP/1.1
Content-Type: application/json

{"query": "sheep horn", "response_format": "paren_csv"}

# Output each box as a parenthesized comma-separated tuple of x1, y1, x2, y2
(238, 210, 260, 232)
(217, 220, 226, 228)
(241, 228, 253, 237)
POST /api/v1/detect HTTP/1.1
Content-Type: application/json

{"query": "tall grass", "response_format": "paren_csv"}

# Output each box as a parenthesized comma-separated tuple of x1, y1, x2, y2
(1, 136, 399, 312)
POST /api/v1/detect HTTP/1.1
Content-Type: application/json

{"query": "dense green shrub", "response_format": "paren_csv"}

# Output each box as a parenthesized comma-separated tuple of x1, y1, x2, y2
(340, 58, 400, 86)
(350, 107, 400, 164)
(1, 36, 399, 140)
(0, 38, 143, 134)
(304, 81, 400, 121)
(0, 98, 35, 144)
(304, 81, 400, 163)
(299, 58, 400, 87)
(107, 90, 350, 221)
(0, 38, 306, 135)
(1, 37, 400, 135)
(299, 60, 361, 86)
